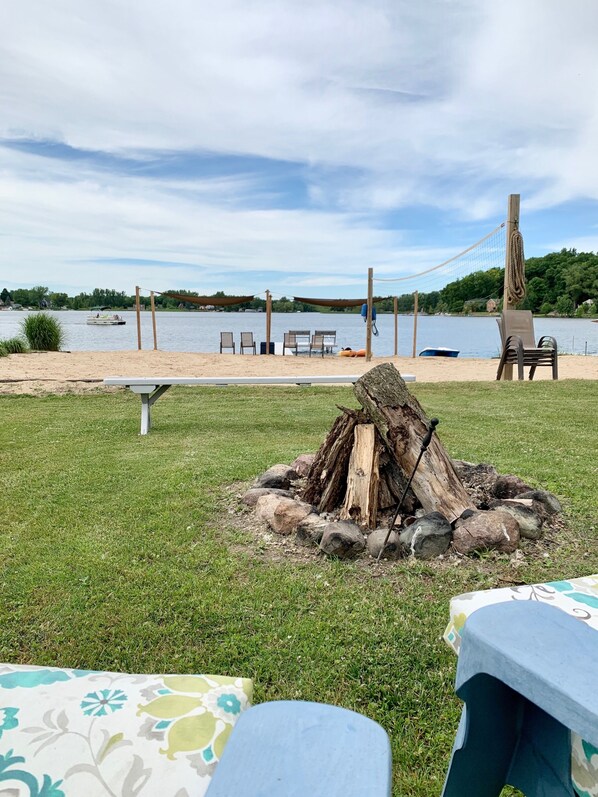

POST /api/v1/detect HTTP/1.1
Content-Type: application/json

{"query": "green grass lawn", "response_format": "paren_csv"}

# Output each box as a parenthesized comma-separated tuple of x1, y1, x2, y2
(1, 380, 596, 795)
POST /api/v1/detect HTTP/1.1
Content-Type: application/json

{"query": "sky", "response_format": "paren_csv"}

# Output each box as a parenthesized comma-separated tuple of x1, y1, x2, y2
(2, 0, 598, 299)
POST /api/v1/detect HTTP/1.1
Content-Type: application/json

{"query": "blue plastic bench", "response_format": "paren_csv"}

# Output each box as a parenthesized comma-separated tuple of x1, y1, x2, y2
(442, 601, 598, 796)
(206, 700, 392, 796)
(206, 602, 598, 796)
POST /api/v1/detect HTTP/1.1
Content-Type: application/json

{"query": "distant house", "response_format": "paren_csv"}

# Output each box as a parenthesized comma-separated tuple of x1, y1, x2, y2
(486, 298, 498, 313)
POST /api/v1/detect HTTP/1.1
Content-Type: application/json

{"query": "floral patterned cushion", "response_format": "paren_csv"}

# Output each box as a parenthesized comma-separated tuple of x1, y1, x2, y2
(0, 663, 253, 796)
(443, 574, 598, 797)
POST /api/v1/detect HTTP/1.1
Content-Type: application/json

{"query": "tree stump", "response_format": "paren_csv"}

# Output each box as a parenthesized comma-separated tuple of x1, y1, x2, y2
(353, 364, 474, 523)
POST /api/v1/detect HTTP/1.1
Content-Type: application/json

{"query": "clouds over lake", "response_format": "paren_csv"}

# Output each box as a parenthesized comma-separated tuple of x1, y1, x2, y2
(2, 0, 598, 294)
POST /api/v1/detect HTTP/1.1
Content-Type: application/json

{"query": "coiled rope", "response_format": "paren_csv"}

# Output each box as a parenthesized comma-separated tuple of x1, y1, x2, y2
(506, 229, 526, 305)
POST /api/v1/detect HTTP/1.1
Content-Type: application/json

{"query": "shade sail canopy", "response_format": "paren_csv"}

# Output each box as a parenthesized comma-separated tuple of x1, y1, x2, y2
(293, 296, 387, 308)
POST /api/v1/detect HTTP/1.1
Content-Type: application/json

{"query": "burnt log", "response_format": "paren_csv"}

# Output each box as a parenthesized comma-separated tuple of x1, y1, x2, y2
(378, 450, 418, 513)
(302, 407, 368, 511)
(353, 364, 474, 523)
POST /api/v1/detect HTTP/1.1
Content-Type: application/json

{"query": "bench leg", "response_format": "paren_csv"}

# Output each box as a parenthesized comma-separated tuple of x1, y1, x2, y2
(133, 385, 170, 434)
(140, 393, 151, 435)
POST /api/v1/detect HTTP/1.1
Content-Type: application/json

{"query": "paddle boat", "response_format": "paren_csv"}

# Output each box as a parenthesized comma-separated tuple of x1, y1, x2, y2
(87, 307, 126, 325)
(419, 347, 459, 357)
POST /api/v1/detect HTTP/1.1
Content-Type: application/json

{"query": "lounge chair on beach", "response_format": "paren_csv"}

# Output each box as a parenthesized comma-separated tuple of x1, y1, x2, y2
(496, 310, 558, 380)
(241, 332, 256, 354)
(220, 331, 235, 353)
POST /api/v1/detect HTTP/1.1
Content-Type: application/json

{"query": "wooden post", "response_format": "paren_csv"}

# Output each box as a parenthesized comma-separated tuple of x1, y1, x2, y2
(150, 291, 158, 350)
(411, 290, 419, 358)
(135, 286, 142, 351)
(502, 193, 521, 380)
(366, 268, 373, 362)
(265, 290, 272, 354)
(393, 296, 398, 357)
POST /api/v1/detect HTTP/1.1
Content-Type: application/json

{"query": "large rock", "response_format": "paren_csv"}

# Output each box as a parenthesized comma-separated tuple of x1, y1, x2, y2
(452, 510, 520, 555)
(242, 487, 293, 507)
(291, 454, 315, 478)
(399, 512, 452, 559)
(493, 474, 533, 500)
(256, 464, 299, 490)
(255, 495, 312, 535)
(296, 513, 328, 546)
(366, 528, 401, 560)
(518, 489, 562, 516)
(490, 500, 543, 540)
(319, 521, 366, 559)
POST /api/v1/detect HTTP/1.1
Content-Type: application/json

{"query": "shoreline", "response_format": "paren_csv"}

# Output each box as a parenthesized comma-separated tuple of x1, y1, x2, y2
(1, 350, 596, 395)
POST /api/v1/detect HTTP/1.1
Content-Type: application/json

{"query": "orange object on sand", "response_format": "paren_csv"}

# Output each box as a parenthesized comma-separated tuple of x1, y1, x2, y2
(338, 348, 366, 358)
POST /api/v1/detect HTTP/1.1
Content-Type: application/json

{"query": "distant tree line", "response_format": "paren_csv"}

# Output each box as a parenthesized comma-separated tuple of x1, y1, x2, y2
(1, 249, 596, 317)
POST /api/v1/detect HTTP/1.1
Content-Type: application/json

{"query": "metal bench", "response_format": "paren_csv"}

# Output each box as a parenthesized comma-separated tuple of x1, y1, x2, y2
(104, 375, 416, 434)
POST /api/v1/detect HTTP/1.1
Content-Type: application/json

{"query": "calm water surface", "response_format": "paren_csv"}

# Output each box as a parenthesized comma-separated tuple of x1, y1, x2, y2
(1, 310, 597, 358)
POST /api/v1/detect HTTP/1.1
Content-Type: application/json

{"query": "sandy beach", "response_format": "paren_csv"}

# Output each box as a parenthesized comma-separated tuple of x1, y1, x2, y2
(0, 350, 596, 394)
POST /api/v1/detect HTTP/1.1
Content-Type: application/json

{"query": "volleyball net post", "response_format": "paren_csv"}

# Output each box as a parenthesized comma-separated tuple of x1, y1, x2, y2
(366, 268, 373, 361)
(501, 194, 521, 380)
(135, 286, 142, 351)
(412, 291, 419, 358)
(150, 291, 158, 350)
(393, 297, 398, 357)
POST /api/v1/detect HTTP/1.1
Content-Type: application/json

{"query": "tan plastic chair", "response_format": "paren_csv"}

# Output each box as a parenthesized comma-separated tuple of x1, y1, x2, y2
(283, 332, 298, 355)
(309, 334, 325, 358)
(496, 310, 558, 380)
(220, 332, 235, 354)
(240, 332, 256, 354)
(288, 330, 311, 354)
(314, 330, 337, 353)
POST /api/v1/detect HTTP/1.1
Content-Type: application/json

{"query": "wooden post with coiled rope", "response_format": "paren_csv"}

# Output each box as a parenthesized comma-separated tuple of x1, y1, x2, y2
(502, 194, 522, 380)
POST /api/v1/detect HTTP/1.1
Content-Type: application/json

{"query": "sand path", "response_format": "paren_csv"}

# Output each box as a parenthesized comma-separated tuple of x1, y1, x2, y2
(0, 350, 596, 394)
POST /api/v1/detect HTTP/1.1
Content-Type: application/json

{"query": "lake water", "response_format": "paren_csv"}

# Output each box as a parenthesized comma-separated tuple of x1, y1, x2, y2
(1, 310, 597, 358)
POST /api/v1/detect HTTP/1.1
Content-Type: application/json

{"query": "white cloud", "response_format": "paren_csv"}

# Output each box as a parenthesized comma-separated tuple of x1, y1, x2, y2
(1, 0, 598, 290)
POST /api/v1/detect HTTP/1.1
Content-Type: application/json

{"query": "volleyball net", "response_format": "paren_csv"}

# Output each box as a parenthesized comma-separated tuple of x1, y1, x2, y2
(373, 222, 507, 309)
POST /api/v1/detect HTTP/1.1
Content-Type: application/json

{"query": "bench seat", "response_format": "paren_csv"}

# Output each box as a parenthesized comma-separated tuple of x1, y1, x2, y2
(103, 374, 416, 434)
(0, 662, 252, 796)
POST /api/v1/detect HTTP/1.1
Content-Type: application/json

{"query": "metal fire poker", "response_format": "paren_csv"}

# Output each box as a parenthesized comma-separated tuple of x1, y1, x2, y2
(376, 418, 439, 562)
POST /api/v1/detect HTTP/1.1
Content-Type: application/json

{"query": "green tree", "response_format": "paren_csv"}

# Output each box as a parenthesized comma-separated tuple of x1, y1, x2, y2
(564, 260, 598, 306)
(29, 286, 50, 307)
(49, 292, 69, 308)
(525, 277, 547, 313)
(555, 294, 574, 316)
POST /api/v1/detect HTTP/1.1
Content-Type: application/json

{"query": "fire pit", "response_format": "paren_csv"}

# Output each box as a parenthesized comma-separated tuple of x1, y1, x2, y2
(242, 364, 562, 562)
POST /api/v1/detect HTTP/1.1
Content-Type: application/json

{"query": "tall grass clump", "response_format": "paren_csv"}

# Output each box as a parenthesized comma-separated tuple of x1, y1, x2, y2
(21, 312, 64, 351)
(0, 336, 29, 354)
(0, 343, 8, 357)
